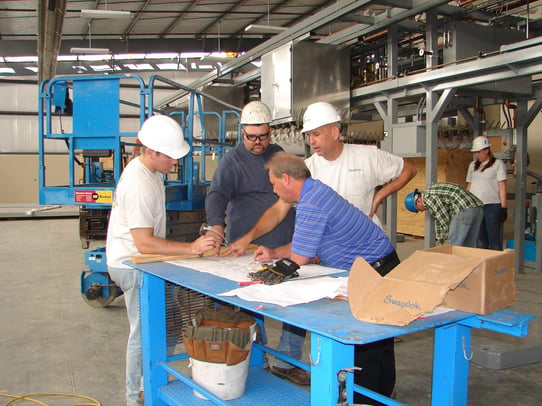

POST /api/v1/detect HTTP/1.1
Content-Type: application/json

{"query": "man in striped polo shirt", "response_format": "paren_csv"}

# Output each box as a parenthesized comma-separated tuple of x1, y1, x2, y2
(253, 152, 398, 405)
(404, 182, 484, 247)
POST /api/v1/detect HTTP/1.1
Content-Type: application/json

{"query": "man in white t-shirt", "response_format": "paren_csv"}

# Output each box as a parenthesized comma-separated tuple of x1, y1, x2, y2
(106, 115, 218, 406)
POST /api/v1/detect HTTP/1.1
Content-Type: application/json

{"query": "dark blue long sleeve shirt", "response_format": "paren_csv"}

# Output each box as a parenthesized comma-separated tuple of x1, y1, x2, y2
(205, 143, 295, 248)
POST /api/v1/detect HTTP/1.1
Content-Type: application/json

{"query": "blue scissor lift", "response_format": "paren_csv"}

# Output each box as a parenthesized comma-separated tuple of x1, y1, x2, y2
(38, 73, 241, 307)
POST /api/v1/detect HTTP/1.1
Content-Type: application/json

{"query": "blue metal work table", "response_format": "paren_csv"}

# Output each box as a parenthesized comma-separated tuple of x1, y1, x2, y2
(130, 260, 534, 406)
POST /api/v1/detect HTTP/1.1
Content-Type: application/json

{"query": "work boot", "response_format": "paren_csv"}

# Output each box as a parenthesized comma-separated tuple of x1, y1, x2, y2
(270, 365, 310, 385)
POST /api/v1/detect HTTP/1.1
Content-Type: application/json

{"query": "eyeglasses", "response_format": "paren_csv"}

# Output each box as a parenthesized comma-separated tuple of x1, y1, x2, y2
(244, 132, 270, 142)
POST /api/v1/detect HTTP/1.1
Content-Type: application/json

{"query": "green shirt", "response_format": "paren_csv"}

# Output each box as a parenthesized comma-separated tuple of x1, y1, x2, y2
(421, 182, 483, 244)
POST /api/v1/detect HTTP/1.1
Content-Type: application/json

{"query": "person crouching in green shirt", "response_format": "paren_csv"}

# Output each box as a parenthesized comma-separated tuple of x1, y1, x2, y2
(404, 182, 484, 247)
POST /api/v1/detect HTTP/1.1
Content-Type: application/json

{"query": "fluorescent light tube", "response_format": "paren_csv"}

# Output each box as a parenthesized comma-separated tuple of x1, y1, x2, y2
(244, 24, 288, 33)
(70, 47, 111, 55)
(81, 9, 132, 19)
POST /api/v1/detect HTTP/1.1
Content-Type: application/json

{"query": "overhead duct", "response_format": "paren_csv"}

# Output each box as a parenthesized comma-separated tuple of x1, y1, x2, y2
(261, 41, 350, 126)
(443, 21, 531, 95)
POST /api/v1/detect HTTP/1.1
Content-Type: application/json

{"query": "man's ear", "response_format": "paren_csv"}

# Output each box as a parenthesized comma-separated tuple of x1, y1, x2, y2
(281, 173, 290, 184)
(331, 124, 341, 140)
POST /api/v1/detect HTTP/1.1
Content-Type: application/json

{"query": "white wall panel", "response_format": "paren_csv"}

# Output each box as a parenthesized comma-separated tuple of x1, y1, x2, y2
(0, 71, 204, 153)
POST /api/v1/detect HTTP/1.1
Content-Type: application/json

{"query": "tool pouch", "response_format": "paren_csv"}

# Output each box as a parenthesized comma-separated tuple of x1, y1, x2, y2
(183, 307, 257, 366)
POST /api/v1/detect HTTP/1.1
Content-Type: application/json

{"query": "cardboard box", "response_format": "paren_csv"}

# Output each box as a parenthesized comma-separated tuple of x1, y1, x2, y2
(348, 246, 517, 326)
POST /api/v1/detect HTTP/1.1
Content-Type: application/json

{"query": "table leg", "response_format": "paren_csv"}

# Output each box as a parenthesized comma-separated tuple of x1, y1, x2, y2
(432, 323, 471, 406)
(310, 333, 354, 405)
(141, 273, 169, 406)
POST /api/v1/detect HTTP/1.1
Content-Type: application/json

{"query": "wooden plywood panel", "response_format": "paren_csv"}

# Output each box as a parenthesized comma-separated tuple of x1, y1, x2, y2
(397, 149, 473, 237)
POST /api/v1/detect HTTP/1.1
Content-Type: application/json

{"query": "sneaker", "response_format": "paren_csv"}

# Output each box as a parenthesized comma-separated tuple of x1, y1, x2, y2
(270, 365, 310, 385)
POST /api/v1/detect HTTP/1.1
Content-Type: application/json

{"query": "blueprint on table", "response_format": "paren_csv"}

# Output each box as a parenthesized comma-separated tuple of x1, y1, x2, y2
(168, 255, 343, 282)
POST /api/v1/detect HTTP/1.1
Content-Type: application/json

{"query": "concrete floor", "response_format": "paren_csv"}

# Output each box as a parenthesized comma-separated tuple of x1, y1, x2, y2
(1, 217, 541, 405)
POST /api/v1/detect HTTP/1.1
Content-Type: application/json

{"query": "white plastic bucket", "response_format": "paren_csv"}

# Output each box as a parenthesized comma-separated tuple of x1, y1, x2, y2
(190, 355, 251, 400)
(190, 324, 257, 401)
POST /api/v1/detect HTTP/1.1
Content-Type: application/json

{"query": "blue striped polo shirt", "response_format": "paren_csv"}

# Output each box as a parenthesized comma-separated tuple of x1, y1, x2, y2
(291, 177, 393, 270)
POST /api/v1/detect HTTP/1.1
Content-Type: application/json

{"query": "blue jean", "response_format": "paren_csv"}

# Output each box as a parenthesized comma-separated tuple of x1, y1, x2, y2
(447, 206, 484, 248)
(108, 266, 142, 406)
(273, 323, 307, 369)
(477, 203, 504, 250)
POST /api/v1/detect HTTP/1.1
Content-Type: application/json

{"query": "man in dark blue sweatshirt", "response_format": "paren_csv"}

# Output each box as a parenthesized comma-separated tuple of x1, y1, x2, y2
(205, 101, 308, 385)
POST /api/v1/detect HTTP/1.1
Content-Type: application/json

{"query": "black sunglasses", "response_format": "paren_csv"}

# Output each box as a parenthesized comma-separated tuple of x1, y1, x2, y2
(244, 132, 270, 142)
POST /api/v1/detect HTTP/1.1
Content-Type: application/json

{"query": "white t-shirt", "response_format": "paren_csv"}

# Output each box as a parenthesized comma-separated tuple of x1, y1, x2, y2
(304, 144, 404, 227)
(106, 157, 166, 268)
(466, 158, 507, 205)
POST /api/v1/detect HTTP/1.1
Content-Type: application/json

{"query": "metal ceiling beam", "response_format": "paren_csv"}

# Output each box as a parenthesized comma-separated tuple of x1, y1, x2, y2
(122, 0, 152, 38)
(157, 0, 376, 108)
(196, 0, 251, 39)
(157, 0, 457, 108)
(57, 38, 264, 54)
(159, 1, 202, 39)
(157, 0, 455, 108)
(318, 0, 451, 45)
(0, 37, 266, 57)
(261, 0, 338, 36)
(38, 0, 67, 82)
(351, 42, 542, 105)
(229, 0, 297, 37)
(379, 0, 413, 7)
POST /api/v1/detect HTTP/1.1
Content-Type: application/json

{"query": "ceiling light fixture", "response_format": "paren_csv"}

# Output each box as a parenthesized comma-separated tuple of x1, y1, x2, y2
(80, 9, 132, 19)
(244, 24, 287, 33)
(70, 47, 111, 55)
(70, 20, 111, 55)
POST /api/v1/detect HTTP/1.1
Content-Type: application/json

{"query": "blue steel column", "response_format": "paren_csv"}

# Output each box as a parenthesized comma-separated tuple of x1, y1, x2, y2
(310, 333, 353, 405)
(431, 323, 471, 405)
(38, 80, 47, 203)
(140, 272, 168, 406)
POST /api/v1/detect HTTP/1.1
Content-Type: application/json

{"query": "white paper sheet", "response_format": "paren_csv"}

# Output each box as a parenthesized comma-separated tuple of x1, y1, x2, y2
(417, 306, 454, 319)
(168, 255, 343, 282)
(218, 276, 348, 306)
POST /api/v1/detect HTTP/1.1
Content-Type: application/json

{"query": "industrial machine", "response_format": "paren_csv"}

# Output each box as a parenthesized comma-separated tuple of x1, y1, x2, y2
(38, 74, 241, 306)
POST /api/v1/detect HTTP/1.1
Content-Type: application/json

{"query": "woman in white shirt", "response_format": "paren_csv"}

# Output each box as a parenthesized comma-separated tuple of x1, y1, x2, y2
(466, 136, 508, 250)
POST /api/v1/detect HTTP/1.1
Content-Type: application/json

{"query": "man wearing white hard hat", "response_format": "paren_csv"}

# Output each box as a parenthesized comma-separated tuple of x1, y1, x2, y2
(205, 101, 309, 385)
(206, 101, 296, 254)
(302, 101, 417, 226)
(106, 115, 218, 406)
(466, 135, 508, 250)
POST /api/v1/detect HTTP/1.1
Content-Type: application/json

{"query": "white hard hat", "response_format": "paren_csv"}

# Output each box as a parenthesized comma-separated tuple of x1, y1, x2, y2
(301, 102, 341, 133)
(471, 136, 490, 152)
(138, 115, 190, 159)
(240, 101, 272, 125)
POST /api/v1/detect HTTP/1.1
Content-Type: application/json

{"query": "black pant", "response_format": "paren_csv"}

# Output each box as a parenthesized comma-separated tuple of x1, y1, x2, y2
(353, 338, 396, 405)
(353, 250, 400, 405)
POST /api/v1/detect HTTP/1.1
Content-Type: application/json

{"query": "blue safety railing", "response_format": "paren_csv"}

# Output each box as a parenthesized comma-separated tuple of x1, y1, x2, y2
(38, 73, 240, 211)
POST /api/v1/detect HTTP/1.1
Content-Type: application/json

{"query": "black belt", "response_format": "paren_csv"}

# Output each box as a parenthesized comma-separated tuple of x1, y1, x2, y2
(370, 250, 399, 275)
